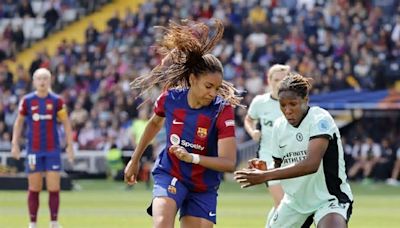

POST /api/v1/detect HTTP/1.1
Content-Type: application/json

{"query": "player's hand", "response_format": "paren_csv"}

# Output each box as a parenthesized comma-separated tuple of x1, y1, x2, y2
(248, 158, 267, 170)
(11, 144, 21, 160)
(169, 145, 192, 163)
(124, 159, 139, 185)
(66, 144, 74, 164)
(251, 130, 261, 142)
(234, 168, 269, 188)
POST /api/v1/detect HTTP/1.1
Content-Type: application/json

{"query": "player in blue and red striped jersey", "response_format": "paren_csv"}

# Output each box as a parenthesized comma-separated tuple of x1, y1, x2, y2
(11, 68, 74, 228)
(124, 19, 243, 228)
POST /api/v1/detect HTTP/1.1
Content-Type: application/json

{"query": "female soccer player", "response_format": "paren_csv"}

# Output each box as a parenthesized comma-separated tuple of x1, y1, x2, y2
(124, 19, 242, 228)
(235, 72, 353, 228)
(11, 68, 74, 228)
(244, 64, 290, 226)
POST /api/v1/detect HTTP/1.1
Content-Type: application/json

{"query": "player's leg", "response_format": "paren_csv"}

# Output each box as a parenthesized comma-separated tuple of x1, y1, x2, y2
(180, 190, 217, 228)
(265, 182, 284, 227)
(265, 158, 284, 227)
(387, 158, 400, 185)
(26, 153, 44, 228)
(152, 197, 178, 228)
(181, 216, 214, 228)
(45, 155, 62, 228)
(268, 200, 312, 228)
(314, 200, 353, 228)
(150, 174, 188, 228)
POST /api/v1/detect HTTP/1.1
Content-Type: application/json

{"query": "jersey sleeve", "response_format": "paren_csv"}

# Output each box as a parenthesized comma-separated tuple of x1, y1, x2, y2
(216, 105, 235, 139)
(18, 97, 28, 116)
(153, 91, 168, 117)
(309, 110, 335, 140)
(247, 95, 260, 120)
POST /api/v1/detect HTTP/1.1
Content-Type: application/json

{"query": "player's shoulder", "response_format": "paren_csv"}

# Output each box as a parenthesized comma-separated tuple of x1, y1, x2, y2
(22, 92, 36, 100)
(252, 93, 271, 104)
(166, 88, 188, 101)
(273, 115, 287, 129)
(48, 92, 61, 99)
(309, 106, 333, 120)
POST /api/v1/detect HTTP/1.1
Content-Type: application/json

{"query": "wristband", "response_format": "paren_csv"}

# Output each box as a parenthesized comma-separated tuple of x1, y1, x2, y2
(191, 154, 200, 164)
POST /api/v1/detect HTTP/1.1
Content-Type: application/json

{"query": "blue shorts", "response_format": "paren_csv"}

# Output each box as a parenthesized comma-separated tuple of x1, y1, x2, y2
(149, 172, 218, 224)
(25, 153, 61, 173)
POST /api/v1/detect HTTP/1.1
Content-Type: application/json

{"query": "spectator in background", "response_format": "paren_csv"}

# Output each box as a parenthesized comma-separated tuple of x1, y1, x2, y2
(18, 0, 35, 18)
(105, 142, 124, 181)
(11, 68, 74, 228)
(348, 137, 382, 184)
(44, 3, 60, 37)
(387, 146, 400, 186)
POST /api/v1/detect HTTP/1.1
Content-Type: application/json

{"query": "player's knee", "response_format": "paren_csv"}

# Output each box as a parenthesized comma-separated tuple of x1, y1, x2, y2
(153, 215, 174, 228)
(317, 213, 347, 228)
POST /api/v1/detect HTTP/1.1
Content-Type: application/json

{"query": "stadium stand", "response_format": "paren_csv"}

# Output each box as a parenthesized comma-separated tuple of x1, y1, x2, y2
(1, 0, 400, 184)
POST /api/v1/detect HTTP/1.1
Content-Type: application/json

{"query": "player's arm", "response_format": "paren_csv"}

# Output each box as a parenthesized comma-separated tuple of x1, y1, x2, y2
(244, 114, 261, 141)
(235, 136, 329, 187)
(201, 137, 237, 172)
(131, 114, 165, 162)
(125, 113, 164, 185)
(58, 109, 73, 147)
(58, 106, 75, 163)
(11, 113, 26, 160)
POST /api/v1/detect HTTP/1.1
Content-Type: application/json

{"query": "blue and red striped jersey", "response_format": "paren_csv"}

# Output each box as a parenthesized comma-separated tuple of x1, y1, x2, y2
(153, 88, 236, 192)
(19, 92, 65, 153)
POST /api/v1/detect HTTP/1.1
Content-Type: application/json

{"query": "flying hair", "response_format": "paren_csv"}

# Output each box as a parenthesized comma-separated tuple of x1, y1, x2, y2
(278, 72, 313, 98)
(131, 19, 243, 107)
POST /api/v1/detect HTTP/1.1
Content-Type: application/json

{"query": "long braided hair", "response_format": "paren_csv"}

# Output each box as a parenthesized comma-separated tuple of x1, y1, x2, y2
(278, 72, 313, 98)
(131, 19, 242, 107)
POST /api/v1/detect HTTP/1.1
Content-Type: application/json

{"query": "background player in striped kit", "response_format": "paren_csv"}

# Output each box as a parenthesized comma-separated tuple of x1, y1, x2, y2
(124, 19, 242, 228)
(244, 64, 290, 227)
(235, 73, 353, 227)
(11, 68, 74, 228)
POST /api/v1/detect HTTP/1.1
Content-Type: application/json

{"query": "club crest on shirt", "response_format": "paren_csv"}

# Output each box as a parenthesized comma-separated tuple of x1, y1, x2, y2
(167, 185, 177, 194)
(296, 133, 303, 141)
(46, 104, 53, 110)
(197, 127, 207, 138)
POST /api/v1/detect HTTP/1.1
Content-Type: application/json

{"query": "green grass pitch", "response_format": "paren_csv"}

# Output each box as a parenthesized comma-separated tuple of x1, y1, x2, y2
(0, 179, 399, 227)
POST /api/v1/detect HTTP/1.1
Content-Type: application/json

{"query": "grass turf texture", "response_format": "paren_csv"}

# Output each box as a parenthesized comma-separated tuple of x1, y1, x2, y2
(0, 179, 399, 227)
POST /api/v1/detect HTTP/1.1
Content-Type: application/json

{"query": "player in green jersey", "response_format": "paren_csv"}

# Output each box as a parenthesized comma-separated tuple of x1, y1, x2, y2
(235, 72, 353, 228)
(244, 64, 290, 226)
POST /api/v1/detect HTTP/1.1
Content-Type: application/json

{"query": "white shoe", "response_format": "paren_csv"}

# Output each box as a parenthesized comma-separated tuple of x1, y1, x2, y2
(386, 178, 399, 186)
(50, 221, 62, 228)
(28, 222, 37, 228)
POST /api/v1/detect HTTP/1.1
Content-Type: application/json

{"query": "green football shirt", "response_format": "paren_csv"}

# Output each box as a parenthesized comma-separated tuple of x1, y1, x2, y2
(247, 93, 282, 163)
(271, 106, 353, 213)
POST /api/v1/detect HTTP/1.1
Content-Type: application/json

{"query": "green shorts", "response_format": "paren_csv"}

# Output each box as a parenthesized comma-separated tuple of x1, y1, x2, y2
(268, 199, 352, 227)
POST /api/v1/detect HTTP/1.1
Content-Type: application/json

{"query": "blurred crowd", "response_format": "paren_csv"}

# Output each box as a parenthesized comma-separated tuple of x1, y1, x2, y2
(1, 0, 400, 183)
(0, 0, 110, 61)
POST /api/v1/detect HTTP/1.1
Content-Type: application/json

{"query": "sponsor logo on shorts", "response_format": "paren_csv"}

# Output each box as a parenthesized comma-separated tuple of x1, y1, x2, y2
(209, 212, 216, 217)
